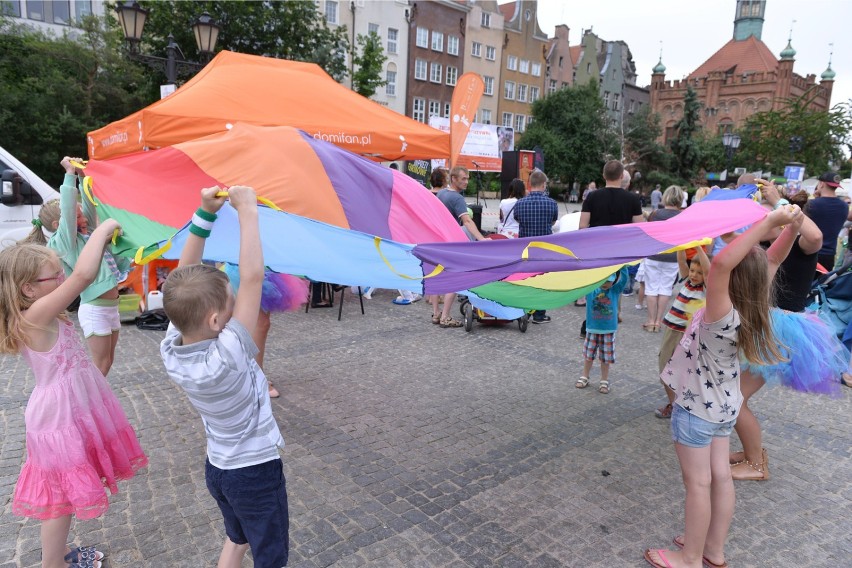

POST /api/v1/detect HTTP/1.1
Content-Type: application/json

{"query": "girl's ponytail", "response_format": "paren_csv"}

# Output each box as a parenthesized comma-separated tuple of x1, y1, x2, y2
(20, 199, 60, 246)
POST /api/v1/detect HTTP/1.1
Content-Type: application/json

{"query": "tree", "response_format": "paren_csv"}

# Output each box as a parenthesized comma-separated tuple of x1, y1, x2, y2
(351, 32, 386, 98)
(737, 91, 852, 176)
(0, 15, 152, 186)
(622, 105, 670, 185)
(669, 86, 703, 181)
(133, 1, 350, 83)
(519, 81, 612, 187)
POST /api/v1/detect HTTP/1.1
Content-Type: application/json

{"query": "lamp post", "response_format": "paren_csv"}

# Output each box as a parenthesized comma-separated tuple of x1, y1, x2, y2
(722, 132, 741, 180)
(115, 1, 220, 88)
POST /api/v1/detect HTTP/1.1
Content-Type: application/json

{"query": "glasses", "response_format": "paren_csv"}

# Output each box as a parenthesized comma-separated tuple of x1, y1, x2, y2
(34, 271, 65, 284)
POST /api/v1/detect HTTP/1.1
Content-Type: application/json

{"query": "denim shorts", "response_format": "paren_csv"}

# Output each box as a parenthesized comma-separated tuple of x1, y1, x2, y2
(671, 404, 735, 448)
(205, 458, 289, 568)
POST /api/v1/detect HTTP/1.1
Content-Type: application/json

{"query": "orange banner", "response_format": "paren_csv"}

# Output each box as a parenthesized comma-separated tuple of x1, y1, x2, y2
(449, 73, 485, 168)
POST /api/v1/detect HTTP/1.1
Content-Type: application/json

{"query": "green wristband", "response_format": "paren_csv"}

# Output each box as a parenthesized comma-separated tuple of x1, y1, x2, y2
(774, 198, 790, 210)
(195, 208, 218, 223)
(189, 223, 211, 238)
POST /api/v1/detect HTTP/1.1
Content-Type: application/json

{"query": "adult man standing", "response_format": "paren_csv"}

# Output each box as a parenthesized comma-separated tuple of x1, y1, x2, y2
(578, 161, 644, 332)
(515, 169, 558, 323)
(807, 172, 849, 271)
(650, 184, 662, 210)
(430, 166, 486, 328)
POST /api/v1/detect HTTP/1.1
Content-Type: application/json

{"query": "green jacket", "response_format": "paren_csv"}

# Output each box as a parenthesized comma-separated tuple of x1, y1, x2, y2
(48, 174, 130, 304)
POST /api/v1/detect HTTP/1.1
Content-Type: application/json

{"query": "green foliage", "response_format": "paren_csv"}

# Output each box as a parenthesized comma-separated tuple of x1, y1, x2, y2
(669, 86, 703, 180)
(623, 105, 670, 185)
(737, 91, 852, 176)
(351, 32, 386, 98)
(644, 170, 682, 191)
(519, 81, 612, 187)
(0, 15, 152, 186)
(132, 0, 350, 82)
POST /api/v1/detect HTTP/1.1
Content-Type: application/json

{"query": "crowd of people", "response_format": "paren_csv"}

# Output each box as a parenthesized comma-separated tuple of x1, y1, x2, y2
(0, 155, 850, 568)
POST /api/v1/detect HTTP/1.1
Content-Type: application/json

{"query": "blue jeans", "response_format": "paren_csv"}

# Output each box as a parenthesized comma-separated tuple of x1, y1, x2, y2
(670, 404, 735, 448)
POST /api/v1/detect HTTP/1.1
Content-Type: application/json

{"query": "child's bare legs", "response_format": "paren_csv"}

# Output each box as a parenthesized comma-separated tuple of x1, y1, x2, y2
(41, 515, 72, 568)
(731, 371, 765, 463)
(636, 282, 646, 307)
(87, 332, 117, 377)
(600, 362, 610, 382)
(252, 310, 278, 398)
(704, 436, 735, 566)
(217, 538, 249, 568)
(582, 357, 594, 378)
(440, 293, 456, 321)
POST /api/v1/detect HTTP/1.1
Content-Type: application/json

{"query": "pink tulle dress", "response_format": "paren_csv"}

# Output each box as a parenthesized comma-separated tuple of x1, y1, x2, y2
(12, 319, 148, 520)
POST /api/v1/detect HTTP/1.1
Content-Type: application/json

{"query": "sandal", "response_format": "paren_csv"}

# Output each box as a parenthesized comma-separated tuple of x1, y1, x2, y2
(731, 452, 770, 481)
(439, 317, 463, 328)
(431, 315, 441, 325)
(575, 376, 590, 389)
(672, 535, 729, 568)
(64, 546, 104, 566)
(267, 380, 280, 399)
(598, 380, 610, 394)
(654, 403, 673, 419)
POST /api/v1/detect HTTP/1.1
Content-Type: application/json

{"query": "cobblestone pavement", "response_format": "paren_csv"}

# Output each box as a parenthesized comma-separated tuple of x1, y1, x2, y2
(2, 218, 850, 567)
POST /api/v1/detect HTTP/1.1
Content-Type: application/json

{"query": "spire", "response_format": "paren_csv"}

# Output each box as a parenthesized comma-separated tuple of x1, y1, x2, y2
(652, 42, 666, 74)
(733, 0, 766, 41)
(822, 44, 836, 81)
(780, 20, 796, 60)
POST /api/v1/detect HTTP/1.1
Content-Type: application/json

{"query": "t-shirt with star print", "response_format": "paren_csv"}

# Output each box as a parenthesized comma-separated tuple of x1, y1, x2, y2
(663, 307, 742, 424)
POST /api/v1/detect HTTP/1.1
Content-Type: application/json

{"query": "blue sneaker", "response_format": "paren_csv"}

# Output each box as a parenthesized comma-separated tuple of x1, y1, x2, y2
(393, 297, 412, 305)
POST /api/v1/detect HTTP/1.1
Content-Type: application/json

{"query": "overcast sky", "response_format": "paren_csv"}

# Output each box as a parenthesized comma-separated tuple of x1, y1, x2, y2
(536, 0, 851, 108)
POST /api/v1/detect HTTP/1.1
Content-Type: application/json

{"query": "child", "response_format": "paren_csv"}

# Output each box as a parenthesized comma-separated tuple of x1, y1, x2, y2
(160, 186, 289, 568)
(576, 267, 628, 394)
(0, 222, 147, 568)
(23, 157, 130, 377)
(655, 247, 710, 419)
(643, 205, 801, 568)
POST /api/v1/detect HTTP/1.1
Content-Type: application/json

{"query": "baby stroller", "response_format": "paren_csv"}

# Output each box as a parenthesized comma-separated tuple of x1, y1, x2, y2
(807, 258, 852, 339)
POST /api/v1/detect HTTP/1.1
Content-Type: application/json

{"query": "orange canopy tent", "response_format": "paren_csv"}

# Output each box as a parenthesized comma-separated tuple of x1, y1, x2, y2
(87, 50, 449, 161)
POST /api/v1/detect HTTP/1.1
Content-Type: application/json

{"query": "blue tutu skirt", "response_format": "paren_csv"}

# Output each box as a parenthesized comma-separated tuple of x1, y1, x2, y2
(741, 308, 848, 396)
(222, 263, 309, 313)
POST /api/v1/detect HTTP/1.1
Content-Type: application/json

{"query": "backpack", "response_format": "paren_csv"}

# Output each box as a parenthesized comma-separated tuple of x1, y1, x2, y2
(135, 308, 170, 331)
(808, 263, 852, 339)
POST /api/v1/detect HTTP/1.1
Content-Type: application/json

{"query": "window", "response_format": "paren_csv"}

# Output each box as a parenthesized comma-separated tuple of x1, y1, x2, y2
(1, 1, 21, 17)
(324, 1, 338, 24)
(480, 109, 492, 124)
(514, 115, 525, 133)
(603, 91, 610, 107)
(549, 79, 557, 94)
(519, 59, 529, 74)
(448, 35, 459, 56)
(531, 63, 541, 77)
(51, 0, 70, 23)
(471, 41, 482, 57)
(502, 112, 513, 128)
(446, 66, 458, 86)
(26, 0, 44, 20)
(387, 28, 398, 54)
(75, 0, 92, 21)
(431, 31, 443, 52)
(414, 59, 427, 80)
(504, 81, 516, 100)
(586, 62, 591, 73)
(444, 103, 451, 117)
(558, 56, 563, 68)
(517, 84, 528, 102)
(386, 70, 396, 96)
(507, 56, 518, 71)
(368, 23, 379, 35)
(429, 100, 441, 117)
(416, 27, 428, 48)
(486, 45, 496, 61)
(612, 93, 620, 111)
(530, 86, 539, 102)
(483, 76, 494, 96)
(526, 115, 533, 127)
(413, 98, 425, 122)
(481, 12, 491, 28)
(430, 62, 442, 83)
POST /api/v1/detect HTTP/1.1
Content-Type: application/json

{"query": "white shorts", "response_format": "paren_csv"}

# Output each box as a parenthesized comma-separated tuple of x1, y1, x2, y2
(643, 259, 680, 296)
(635, 261, 646, 283)
(78, 302, 120, 338)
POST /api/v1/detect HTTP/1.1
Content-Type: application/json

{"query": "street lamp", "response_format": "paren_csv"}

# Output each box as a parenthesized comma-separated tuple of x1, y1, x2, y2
(722, 132, 741, 178)
(115, 1, 220, 86)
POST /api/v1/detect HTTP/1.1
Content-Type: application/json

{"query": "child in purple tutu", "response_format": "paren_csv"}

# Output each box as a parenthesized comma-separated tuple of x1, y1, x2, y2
(0, 222, 147, 568)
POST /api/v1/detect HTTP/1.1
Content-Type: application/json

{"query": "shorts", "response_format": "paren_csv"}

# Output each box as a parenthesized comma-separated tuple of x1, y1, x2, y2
(77, 301, 120, 338)
(583, 332, 615, 363)
(206, 458, 289, 568)
(643, 259, 680, 296)
(671, 404, 735, 448)
(635, 261, 645, 283)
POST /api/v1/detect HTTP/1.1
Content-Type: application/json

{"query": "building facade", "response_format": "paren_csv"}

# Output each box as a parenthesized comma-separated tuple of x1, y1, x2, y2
(462, 0, 504, 125)
(649, 0, 834, 142)
(497, 0, 548, 143)
(544, 24, 574, 94)
(2, 0, 105, 34)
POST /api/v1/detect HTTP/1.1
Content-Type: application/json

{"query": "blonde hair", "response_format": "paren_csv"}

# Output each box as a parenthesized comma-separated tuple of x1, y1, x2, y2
(0, 243, 59, 353)
(662, 185, 684, 207)
(20, 199, 61, 245)
(162, 264, 230, 334)
(693, 186, 711, 202)
(729, 246, 787, 366)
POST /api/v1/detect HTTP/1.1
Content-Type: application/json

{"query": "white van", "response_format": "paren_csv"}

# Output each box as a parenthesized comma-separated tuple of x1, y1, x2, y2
(0, 145, 60, 248)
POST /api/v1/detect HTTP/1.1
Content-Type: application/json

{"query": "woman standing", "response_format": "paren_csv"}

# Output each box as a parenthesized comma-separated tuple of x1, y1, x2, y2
(642, 185, 685, 332)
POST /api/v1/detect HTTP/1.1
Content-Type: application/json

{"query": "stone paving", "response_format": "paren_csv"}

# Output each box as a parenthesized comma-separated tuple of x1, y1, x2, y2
(1, 204, 850, 567)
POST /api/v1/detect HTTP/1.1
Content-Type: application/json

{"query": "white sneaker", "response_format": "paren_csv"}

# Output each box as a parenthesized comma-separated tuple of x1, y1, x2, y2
(410, 293, 422, 303)
(634, 304, 644, 310)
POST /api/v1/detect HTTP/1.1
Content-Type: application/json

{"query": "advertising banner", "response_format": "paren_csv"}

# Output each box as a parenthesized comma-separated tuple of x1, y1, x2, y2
(449, 73, 485, 167)
(429, 117, 513, 172)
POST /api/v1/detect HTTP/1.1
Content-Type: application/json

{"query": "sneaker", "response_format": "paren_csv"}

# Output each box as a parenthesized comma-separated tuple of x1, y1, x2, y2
(532, 315, 552, 324)
(622, 289, 633, 296)
(393, 297, 412, 305)
(655, 403, 673, 419)
(634, 304, 644, 310)
(410, 293, 422, 303)
(361, 286, 374, 299)
(579, 320, 586, 338)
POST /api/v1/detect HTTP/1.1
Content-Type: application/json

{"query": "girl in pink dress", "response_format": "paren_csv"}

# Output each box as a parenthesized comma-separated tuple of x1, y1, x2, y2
(0, 220, 147, 568)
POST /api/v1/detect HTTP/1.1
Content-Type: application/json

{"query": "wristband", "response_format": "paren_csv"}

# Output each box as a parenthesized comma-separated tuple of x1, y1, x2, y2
(189, 207, 217, 238)
(773, 198, 790, 210)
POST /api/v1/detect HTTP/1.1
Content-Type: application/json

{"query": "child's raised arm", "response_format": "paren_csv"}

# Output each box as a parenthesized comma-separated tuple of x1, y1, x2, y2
(229, 186, 263, 334)
(25, 219, 122, 328)
(694, 246, 710, 278)
(705, 205, 801, 322)
(178, 186, 226, 268)
(676, 249, 689, 279)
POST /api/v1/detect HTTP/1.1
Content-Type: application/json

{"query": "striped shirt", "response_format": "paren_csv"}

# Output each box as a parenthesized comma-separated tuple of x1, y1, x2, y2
(161, 320, 284, 469)
(663, 278, 706, 333)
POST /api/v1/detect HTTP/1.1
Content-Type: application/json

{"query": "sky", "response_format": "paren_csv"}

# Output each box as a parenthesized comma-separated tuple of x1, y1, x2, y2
(535, 0, 852, 108)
